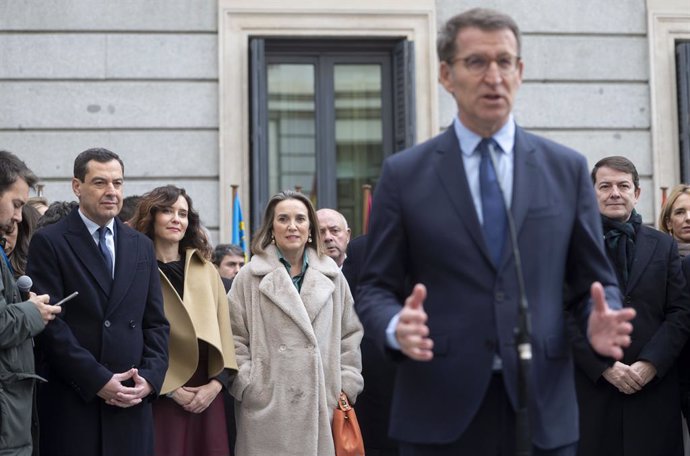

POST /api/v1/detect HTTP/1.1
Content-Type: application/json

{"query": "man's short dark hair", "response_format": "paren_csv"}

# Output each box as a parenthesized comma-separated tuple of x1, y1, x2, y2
(437, 8, 522, 64)
(0, 150, 38, 195)
(591, 156, 640, 190)
(119, 195, 141, 223)
(73, 148, 124, 182)
(36, 201, 79, 230)
(212, 243, 245, 266)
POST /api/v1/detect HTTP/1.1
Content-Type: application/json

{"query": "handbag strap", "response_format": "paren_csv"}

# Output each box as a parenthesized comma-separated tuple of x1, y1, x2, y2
(337, 391, 352, 412)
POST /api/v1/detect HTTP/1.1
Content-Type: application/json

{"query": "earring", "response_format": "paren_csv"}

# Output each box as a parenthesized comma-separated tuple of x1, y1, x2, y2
(271, 236, 275, 244)
(308, 235, 313, 243)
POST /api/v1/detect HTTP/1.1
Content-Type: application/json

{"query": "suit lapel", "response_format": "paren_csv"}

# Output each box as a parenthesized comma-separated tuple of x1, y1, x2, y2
(107, 220, 138, 315)
(63, 210, 111, 297)
(432, 128, 493, 266)
(626, 227, 656, 292)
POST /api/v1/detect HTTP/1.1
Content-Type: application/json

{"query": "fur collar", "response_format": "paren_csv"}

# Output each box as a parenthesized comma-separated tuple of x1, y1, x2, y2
(249, 245, 339, 278)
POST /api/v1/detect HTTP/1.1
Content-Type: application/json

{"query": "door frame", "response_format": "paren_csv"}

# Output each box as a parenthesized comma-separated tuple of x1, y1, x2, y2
(218, 0, 437, 241)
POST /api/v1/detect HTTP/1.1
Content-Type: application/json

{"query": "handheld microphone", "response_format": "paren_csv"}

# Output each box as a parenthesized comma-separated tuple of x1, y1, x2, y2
(17, 275, 33, 301)
(487, 143, 532, 456)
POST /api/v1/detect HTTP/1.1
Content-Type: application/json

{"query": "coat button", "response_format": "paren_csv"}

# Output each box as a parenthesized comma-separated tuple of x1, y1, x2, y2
(129, 320, 136, 328)
(279, 344, 286, 352)
(104, 320, 111, 328)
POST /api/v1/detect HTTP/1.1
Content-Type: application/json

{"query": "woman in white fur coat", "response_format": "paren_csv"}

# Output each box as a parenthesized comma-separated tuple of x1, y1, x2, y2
(229, 190, 364, 456)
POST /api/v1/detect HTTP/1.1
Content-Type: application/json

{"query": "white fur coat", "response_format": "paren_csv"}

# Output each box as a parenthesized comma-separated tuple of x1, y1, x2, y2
(229, 245, 364, 456)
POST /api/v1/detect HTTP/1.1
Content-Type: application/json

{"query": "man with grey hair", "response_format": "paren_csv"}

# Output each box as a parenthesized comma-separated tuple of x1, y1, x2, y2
(356, 8, 635, 456)
(316, 208, 351, 267)
(0, 151, 61, 455)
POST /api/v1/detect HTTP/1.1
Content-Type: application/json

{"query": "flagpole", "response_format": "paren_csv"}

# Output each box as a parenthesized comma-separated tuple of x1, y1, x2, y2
(231, 184, 239, 242)
(362, 184, 372, 234)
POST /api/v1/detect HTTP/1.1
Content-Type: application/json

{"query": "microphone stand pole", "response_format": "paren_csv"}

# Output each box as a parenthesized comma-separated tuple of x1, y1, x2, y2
(511, 230, 532, 456)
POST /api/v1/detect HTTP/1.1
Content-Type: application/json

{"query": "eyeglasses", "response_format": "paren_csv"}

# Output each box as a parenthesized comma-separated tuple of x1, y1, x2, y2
(449, 54, 521, 76)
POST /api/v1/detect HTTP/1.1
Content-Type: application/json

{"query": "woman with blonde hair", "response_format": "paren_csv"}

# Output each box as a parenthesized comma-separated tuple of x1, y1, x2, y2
(229, 190, 363, 456)
(130, 185, 237, 456)
(659, 184, 690, 257)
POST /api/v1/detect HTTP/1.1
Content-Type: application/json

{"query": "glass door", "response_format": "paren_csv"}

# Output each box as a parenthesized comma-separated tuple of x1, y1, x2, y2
(333, 63, 386, 235)
(250, 39, 414, 236)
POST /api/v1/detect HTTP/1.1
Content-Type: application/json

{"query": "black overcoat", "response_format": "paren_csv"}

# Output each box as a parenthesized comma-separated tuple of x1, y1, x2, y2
(571, 225, 690, 456)
(27, 209, 169, 456)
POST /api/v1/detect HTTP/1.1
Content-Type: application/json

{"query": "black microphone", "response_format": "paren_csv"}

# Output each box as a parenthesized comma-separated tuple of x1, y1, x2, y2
(487, 144, 532, 456)
(17, 275, 33, 301)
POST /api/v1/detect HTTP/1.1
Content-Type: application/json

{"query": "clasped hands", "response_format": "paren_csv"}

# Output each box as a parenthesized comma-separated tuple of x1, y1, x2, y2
(603, 360, 656, 394)
(168, 379, 223, 414)
(97, 368, 152, 408)
(396, 282, 636, 362)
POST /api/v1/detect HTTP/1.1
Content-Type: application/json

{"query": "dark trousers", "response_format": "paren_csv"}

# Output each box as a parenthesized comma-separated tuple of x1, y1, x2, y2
(399, 374, 577, 456)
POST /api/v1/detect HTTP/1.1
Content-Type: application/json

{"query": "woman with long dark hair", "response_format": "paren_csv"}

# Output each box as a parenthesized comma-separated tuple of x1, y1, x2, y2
(130, 185, 237, 456)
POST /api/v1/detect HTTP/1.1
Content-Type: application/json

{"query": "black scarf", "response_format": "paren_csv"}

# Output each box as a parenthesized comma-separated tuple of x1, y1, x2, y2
(601, 210, 642, 290)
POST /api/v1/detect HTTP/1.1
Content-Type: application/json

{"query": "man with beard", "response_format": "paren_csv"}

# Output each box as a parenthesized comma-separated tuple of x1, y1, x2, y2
(0, 150, 60, 455)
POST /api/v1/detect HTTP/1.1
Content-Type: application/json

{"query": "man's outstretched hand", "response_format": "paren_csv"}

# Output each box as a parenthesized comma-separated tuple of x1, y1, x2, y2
(396, 284, 434, 361)
(587, 282, 635, 360)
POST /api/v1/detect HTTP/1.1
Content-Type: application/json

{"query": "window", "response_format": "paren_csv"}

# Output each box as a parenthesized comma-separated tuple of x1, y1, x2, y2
(250, 39, 415, 236)
(677, 41, 690, 181)
(645, 0, 690, 222)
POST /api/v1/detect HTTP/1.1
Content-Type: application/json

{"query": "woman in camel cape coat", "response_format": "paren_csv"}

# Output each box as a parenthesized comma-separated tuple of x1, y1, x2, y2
(159, 248, 237, 394)
(229, 243, 364, 456)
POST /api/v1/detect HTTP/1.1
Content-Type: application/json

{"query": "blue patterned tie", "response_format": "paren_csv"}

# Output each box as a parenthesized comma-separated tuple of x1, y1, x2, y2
(478, 138, 507, 265)
(97, 226, 113, 277)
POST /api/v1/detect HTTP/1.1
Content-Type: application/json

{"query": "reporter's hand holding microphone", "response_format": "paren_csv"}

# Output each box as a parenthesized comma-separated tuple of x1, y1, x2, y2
(18, 275, 62, 325)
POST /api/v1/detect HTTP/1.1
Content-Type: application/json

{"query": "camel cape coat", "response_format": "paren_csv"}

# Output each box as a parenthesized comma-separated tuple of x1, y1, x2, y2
(159, 249, 238, 393)
(229, 245, 364, 456)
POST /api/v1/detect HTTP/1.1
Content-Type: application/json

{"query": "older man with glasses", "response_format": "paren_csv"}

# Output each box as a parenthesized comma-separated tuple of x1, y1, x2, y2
(356, 8, 635, 456)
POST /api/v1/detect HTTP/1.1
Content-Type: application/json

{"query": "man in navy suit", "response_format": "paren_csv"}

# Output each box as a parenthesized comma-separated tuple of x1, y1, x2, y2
(356, 8, 636, 456)
(27, 148, 169, 456)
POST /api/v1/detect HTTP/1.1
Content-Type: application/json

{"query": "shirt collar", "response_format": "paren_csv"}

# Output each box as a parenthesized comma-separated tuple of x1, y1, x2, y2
(276, 247, 309, 273)
(277, 247, 309, 292)
(453, 114, 516, 157)
(77, 208, 115, 236)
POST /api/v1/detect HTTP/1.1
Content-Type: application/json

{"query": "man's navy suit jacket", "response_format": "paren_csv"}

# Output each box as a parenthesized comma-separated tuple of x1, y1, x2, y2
(27, 208, 169, 456)
(356, 125, 621, 450)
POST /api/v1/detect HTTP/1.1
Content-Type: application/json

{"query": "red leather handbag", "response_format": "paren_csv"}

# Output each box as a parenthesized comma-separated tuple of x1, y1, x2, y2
(332, 391, 365, 456)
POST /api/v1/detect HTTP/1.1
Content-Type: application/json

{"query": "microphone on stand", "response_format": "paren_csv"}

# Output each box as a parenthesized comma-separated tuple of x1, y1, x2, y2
(487, 143, 532, 456)
(17, 275, 33, 301)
